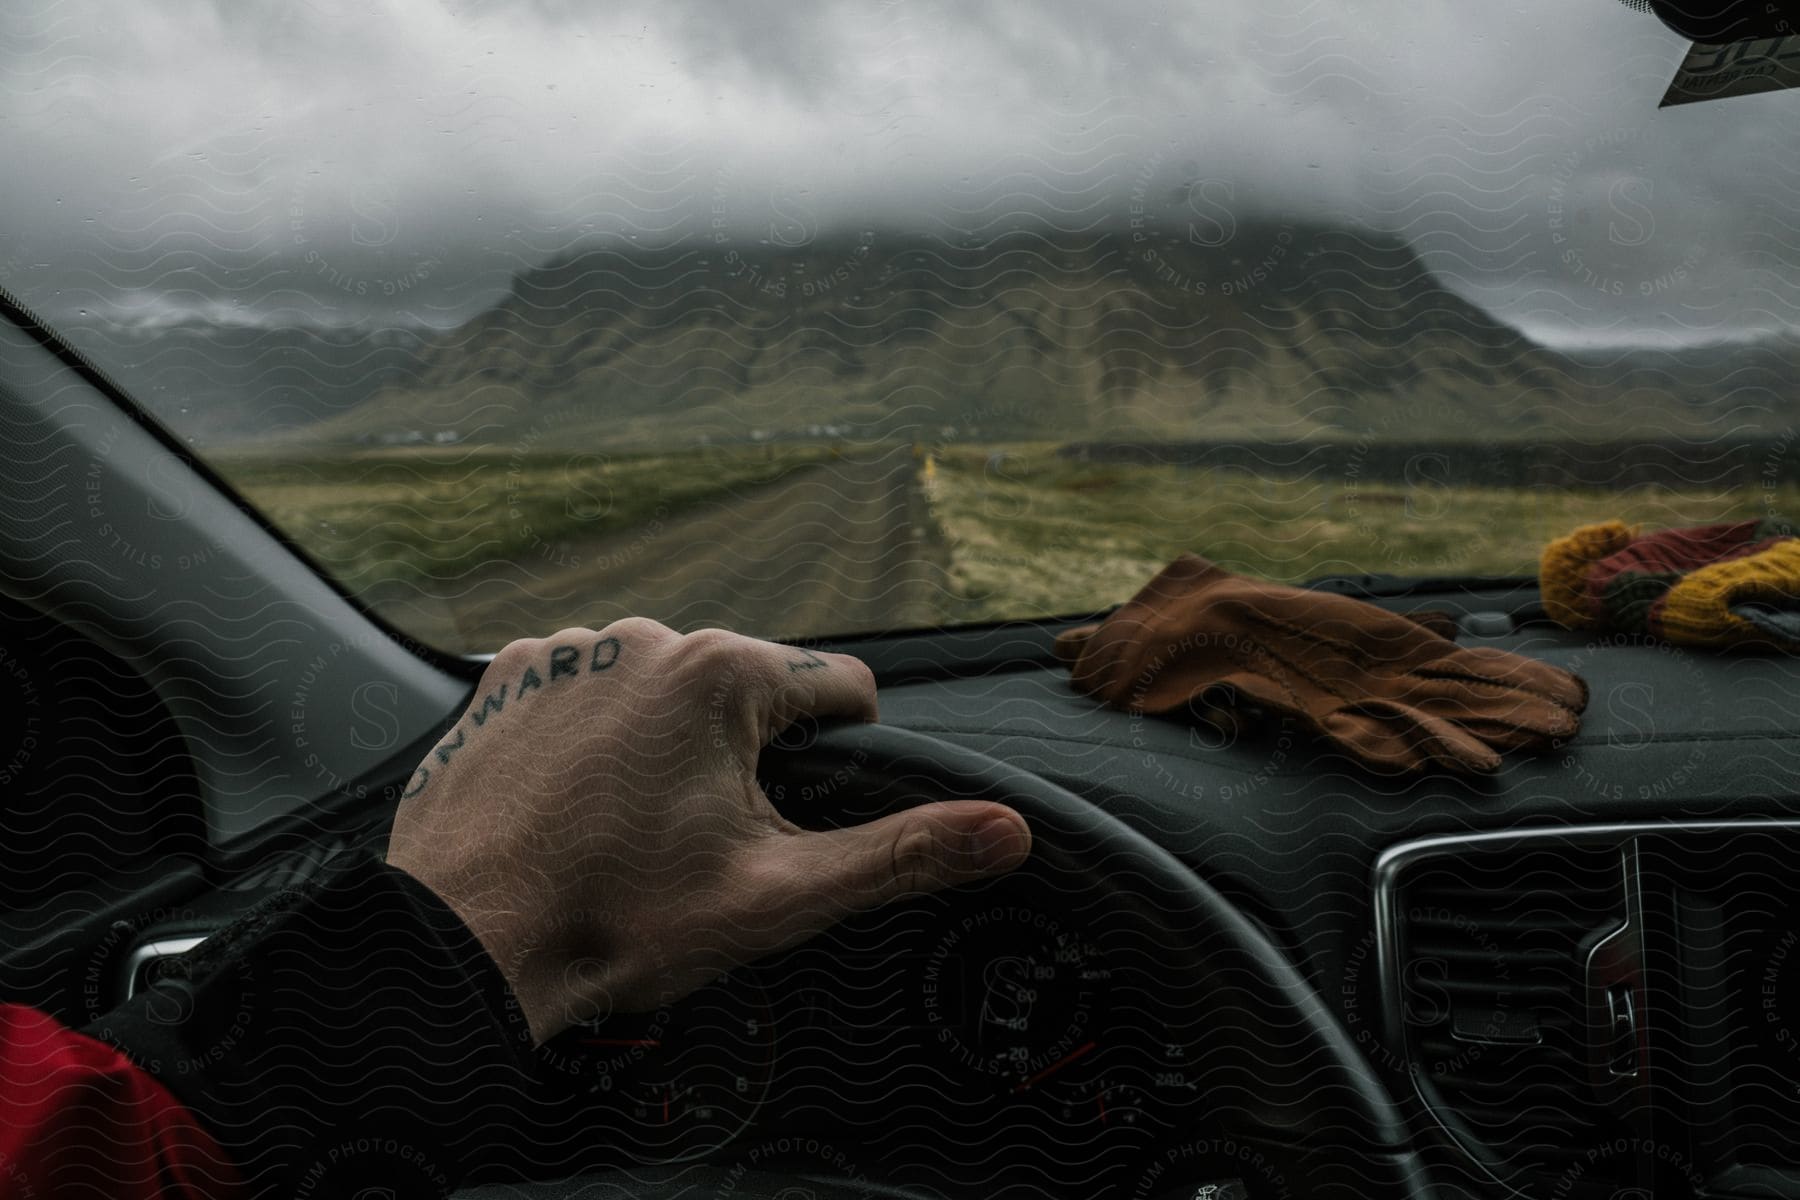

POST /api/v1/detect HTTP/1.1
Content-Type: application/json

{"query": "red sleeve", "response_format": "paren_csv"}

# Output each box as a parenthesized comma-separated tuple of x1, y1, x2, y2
(0, 1003, 242, 1200)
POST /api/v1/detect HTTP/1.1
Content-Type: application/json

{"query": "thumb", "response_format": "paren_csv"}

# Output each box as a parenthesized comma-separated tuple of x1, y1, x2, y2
(1052, 623, 1100, 667)
(753, 801, 1031, 942)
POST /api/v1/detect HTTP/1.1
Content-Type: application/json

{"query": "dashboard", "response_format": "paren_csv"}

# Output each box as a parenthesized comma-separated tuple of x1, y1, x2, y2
(10, 596, 1800, 1199)
(474, 611, 1800, 1197)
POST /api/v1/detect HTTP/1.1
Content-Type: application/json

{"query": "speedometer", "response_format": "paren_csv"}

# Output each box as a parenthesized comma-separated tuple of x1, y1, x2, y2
(921, 903, 1109, 1093)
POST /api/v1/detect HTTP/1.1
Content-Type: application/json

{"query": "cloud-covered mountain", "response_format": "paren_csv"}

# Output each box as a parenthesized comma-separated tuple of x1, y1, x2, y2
(283, 223, 1798, 449)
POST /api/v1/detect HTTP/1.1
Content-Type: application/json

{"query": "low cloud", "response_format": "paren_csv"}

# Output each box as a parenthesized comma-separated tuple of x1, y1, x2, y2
(1, 0, 1794, 346)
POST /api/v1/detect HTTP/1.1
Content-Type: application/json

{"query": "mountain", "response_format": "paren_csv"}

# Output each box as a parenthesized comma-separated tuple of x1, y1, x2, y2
(58, 319, 434, 444)
(149, 224, 1800, 447)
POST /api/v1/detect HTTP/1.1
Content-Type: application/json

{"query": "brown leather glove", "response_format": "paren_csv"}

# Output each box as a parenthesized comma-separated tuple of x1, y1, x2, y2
(1053, 555, 1588, 775)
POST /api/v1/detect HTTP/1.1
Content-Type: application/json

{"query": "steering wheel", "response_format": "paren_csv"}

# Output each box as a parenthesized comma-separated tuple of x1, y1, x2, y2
(461, 723, 1426, 1200)
(757, 722, 1426, 1200)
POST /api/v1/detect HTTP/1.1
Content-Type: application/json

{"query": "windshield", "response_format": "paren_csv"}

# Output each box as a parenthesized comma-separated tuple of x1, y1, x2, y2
(5, 1, 1796, 652)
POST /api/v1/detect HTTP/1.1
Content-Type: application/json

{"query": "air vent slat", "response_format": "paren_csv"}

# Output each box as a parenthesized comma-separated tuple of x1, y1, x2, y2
(1424, 978, 1572, 1001)
(1409, 944, 1569, 967)
(1450, 1102, 1608, 1128)
(1436, 1080, 1590, 1107)
(1417, 1042, 1587, 1075)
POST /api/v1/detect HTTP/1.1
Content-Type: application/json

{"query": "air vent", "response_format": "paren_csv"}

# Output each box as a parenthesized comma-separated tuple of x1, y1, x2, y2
(123, 934, 207, 1000)
(1387, 840, 1648, 1198)
(116, 836, 364, 1001)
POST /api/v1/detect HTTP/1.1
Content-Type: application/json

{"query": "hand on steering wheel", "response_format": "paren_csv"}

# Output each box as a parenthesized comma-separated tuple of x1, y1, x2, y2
(385, 618, 1033, 1043)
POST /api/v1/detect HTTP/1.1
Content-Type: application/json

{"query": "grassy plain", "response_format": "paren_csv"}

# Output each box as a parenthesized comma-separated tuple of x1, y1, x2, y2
(922, 443, 1800, 622)
(211, 442, 835, 597)
(209, 440, 1800, 637)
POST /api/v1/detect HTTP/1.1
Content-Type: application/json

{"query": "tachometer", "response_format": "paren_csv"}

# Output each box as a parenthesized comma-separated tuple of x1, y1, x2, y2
(550, 968, 777, 1162)
(1052, 1074, 1161, 1132)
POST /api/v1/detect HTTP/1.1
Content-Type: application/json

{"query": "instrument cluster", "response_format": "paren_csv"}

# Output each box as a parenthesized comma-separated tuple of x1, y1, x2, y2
(555, 870, 1234, 1196)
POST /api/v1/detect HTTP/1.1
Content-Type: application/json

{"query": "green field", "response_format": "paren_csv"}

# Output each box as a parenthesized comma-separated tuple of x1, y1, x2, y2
(212, 442, 835, 598)
(210, 440, 1800, 643)
(923, 444, 1800, 622)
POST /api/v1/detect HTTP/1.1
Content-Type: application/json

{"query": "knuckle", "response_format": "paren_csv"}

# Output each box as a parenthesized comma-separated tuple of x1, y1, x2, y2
(887, 823, 943, 894)
(598, 616, 675, 646)
(488, 636, 540, 673)
(686, 636, 763, 690)
(834, 653, 877, 695)
(681, 628, 753, 669)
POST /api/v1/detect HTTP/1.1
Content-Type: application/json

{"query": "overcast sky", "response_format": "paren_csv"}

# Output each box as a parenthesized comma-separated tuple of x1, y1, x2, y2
(2, 0, 1796, 348)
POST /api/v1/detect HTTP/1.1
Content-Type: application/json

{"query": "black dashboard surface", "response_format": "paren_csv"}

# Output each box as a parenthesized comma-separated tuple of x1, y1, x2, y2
(871, 624, 1800, 1022)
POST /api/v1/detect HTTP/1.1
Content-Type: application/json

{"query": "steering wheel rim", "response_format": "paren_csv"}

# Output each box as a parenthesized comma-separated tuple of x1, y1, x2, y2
(757, 720, 1425, 1197)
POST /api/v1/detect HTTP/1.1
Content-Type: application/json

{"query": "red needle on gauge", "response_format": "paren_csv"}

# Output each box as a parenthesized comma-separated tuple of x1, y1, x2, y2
(1013, 1040, 1097, 1093)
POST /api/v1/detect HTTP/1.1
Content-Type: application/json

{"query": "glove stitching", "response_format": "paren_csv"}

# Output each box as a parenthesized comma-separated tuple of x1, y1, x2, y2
(1240, 609, 1419, 676)
(1233, 624, 1503, 770)
(1409, 665, 1585, 714)
(1223, 641, 1389, 765)
(1242, 608, 1580, 712)
(1225, 640, 1314, 711)
(1228, 641, 1463, 771)
(1231, 630, 1372, 711)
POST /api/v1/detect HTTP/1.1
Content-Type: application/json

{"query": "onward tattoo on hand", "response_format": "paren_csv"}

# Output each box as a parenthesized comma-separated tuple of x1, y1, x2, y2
(400, 635, 624, 799)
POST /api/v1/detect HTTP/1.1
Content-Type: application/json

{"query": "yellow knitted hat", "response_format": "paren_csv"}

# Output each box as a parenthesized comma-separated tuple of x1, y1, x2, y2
(1655, 537, 1800, 649)
(1539, 520, 1635, 631)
